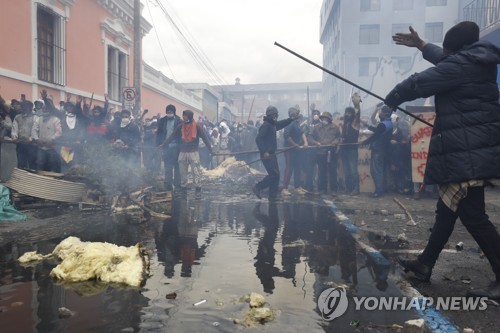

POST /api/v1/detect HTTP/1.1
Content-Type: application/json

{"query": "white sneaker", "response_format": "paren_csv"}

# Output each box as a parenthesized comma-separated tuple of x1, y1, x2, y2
(281, 188, 291, 196)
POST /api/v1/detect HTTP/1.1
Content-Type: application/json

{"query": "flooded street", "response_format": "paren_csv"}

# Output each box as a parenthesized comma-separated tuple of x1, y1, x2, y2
(1, 188, 417, 332)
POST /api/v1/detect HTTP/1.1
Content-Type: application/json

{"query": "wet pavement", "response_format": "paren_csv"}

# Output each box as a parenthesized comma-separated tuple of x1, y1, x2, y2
(0, 187, 420, 333)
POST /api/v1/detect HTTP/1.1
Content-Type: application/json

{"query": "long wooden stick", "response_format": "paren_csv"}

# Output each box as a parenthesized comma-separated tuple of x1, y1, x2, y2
(274, 41, 434, 128)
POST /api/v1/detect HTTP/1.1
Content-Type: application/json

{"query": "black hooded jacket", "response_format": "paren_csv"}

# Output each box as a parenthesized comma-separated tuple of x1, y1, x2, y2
(255, 116, 293, 155)
(385, 41, 500, 184)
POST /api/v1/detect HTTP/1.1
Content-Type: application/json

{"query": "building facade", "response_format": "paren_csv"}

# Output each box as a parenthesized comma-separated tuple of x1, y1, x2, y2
(215, 81, 322, 123)
(463, 0, 500, 84)
(0, 0, 202, 118)
(319, 0, 466, 114)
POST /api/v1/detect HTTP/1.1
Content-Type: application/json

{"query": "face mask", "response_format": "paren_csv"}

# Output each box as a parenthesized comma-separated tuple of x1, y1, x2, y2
(120, 118, 131, 127)
(313, 115, 319, 121)
(321, 120, 329, 125)
(184, 119, 192, 124)
(166, 113, 174, 118)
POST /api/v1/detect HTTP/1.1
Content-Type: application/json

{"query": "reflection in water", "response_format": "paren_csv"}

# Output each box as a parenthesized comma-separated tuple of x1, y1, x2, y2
(252, 202, 280, 293)
(0, 192, 405, 333)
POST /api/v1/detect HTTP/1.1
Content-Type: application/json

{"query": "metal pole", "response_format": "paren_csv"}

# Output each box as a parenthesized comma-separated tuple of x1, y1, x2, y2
(307, 85, 310, 123)
(133, 0, 142, 117)
(274, 41, 433, 128)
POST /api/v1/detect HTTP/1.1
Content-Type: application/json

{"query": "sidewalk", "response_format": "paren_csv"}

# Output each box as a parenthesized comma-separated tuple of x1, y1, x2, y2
(331, 188, 500, 331)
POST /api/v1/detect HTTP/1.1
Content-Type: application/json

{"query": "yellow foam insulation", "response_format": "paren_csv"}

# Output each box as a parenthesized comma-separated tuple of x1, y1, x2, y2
(18, 236, 150, 288)
(18, 251, 46, 263)
(203, 157, 261, 180)
(235, 292, 276, 327)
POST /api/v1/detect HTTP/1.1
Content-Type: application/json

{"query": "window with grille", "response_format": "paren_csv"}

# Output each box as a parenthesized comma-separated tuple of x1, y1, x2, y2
(107, 46, 129, 102)
(37, 4, 66, 85)
(360, 0, 381, 12)
(359, 24, 380, 44)
(392, 56, 413, 72)
(359, 57, 379, 76)
(425, 22, 444, 43)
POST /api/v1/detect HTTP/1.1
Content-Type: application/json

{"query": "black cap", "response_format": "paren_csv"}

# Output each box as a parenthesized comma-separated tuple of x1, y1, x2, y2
(21, 100, 33, 112)
(64, 101, 75, 110)
(443, 21, 479, 53)
(166, 104, 176, 114)
(266, 106, 278, 117)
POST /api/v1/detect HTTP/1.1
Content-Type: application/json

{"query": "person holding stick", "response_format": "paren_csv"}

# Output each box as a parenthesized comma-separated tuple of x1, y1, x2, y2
(253, 106, 297, 202)
(308, 112, 341, 196)
(386, 22, 500, 299)
(341, 93, 362, 196)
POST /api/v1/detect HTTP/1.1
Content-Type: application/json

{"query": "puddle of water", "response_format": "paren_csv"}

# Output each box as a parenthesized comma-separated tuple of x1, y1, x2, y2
(0, 191, 417, 332)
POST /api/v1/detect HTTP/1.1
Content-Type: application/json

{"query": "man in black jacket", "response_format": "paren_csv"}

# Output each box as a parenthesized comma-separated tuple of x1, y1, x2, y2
(253, 106, 296, 201)
(385, 22, 500, 299)
(156, 104, 182, 191)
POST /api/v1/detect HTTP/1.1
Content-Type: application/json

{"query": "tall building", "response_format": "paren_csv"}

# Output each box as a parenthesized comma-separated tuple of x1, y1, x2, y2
(215, 81, 322, 123)
(463, 0, 500, 84)
(319, 0, 463, 114)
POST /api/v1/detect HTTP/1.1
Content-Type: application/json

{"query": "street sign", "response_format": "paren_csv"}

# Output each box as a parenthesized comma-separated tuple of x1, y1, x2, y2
(122, 87, 136, 110)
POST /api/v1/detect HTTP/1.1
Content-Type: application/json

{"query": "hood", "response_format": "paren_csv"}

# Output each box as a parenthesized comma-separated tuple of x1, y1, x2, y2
(219, 122, 230, 138)
(457, 41, 500, 65)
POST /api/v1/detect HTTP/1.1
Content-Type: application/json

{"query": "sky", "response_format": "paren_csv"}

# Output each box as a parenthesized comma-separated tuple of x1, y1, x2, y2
(142, 0, 324, 86)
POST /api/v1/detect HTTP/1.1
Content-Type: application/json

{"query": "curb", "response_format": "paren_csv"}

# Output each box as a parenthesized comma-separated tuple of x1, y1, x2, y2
(327, 201, 459, 333)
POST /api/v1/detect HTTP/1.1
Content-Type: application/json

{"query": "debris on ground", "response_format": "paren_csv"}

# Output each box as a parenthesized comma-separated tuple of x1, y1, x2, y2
(456, 242, 464, 251)
(58, 307, 74, 318)
(324, 281, 350, 290)
(18, 251, 48, 263)
(235, 292, 276, 327)
(18, 236, 150, 288)
(203, 157, 261, 181)
(165, 292, 177, 299)
(398, 233, 408, 243)
(393, 198, 417, 226)
(403, 318, 425, 333)
(462, 329, 474, 333)
(193, 299, 207, 306)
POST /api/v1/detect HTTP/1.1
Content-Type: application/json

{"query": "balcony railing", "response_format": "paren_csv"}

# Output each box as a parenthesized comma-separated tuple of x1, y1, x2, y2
(463, 0, 500, 31)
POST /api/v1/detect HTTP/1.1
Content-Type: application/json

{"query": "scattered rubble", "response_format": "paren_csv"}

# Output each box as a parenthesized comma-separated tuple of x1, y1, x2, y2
(58, 307, 74, 318)
(403, 318, 425, 333)
(236, 292, 276, 327)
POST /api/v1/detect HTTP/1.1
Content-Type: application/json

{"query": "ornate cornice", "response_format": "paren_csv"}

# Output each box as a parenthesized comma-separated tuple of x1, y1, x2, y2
(96, 0, 152, 36)
(59, 0, 75, 6)
(100, 17, 132, 47)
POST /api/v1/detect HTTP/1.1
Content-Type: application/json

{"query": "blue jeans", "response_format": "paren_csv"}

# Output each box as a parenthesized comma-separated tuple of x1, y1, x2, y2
(370, 150, 387, 194)
(341, 148, 359, 193)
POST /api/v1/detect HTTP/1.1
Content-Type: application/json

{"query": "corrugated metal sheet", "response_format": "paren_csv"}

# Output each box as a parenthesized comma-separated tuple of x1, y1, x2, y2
(5, 168, 87, 203)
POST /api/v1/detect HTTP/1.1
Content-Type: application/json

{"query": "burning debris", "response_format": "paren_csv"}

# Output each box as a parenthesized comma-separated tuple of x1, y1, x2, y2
(18, 236, 150, 288)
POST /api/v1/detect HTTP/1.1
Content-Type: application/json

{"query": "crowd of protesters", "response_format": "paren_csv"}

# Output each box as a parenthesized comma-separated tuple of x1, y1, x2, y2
(0, 90, 416, 198)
